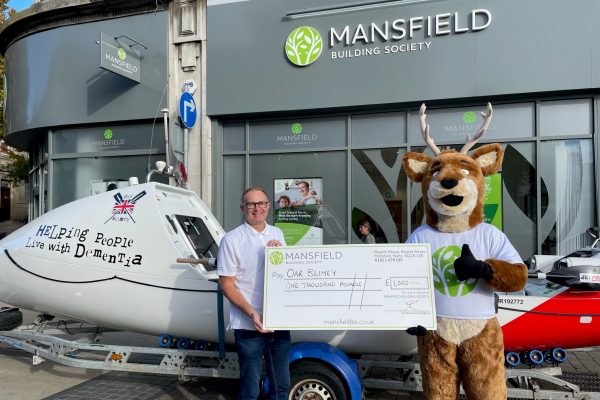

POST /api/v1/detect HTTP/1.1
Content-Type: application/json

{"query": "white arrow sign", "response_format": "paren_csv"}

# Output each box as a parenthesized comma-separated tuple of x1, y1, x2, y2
(179, 92, 197, 129)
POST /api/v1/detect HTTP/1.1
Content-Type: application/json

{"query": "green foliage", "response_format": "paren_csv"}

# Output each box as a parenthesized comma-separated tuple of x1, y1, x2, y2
(0, 3, 25, 183)
(0, 144, 28, 183)
(0, 1, 14, 139)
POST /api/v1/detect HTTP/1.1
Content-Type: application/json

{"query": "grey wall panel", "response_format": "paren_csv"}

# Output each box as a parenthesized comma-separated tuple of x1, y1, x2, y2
(476, 0, 591, 94)
(4, 12, 167, 135)
(207, 0, 599, 116)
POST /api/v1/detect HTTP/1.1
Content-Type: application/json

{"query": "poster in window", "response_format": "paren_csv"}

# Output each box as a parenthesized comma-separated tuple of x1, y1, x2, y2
(483, 172, 502, 230)
(273, 178, 323, 245)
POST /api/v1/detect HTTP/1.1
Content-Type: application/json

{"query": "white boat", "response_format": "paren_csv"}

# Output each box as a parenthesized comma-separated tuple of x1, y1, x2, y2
(0, 181, 417, 355)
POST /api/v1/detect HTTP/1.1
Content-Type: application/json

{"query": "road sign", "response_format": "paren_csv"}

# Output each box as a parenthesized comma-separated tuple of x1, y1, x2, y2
(179, 92, 197, 129)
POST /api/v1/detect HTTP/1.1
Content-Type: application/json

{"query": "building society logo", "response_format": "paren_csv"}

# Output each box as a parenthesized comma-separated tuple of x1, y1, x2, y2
(117, 48, 127, 61)
(463, 111, 476, 124)
(285, 26, 323, 67)
(291, 123, 303, 135)
(432, 245, 478, 297)
(269, 251, 284, 265)
(104, 129, 113, 140)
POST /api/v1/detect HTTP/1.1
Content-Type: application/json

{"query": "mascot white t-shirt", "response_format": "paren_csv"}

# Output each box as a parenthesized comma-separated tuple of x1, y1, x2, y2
(406, 223, 522, 319)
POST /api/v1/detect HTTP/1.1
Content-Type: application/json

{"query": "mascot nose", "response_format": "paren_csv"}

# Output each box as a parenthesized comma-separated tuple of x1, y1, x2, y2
(441, 179, 458, 189)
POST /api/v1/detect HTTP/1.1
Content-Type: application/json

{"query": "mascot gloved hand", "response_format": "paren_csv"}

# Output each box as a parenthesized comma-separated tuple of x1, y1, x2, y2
(403, 103, 528, 400)
(454, 244, 493, 281)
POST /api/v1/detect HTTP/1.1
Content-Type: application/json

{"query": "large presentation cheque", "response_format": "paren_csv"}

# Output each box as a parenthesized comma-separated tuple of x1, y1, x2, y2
(264, 244, 436, 330)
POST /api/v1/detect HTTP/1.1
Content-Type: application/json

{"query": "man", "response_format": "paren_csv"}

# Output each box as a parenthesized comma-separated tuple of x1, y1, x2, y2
(292, 181, 321, 206)
(217, 187, 290, 400)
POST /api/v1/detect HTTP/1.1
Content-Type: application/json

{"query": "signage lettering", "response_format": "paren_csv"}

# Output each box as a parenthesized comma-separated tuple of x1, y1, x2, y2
(329, 9, 491, 47)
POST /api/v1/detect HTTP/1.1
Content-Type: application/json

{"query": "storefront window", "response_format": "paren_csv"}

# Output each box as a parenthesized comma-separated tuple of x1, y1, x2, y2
(249, 117, 346, 152)
(52, 155, 165, 208)
(53, 124, 165, 154)
(223, 155, 246, 231)
(351, 148, 407, 243)
(249, 151, 347, 244)
(351, 112, 406, 147)
(223, 123, 245, 153)
(540, 99, 592, 137)
(502, 142, 537, 259)
(540, 139, 596, 255)
(409, 102, 535, 144)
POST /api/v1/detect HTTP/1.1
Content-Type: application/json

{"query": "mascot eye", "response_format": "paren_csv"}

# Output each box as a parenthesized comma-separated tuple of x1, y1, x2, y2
(460, 169, 470, 175)
(432, 171, 440, 177)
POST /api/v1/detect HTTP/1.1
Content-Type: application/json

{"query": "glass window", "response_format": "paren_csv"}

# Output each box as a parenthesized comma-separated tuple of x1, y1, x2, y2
(249, 117, 346, 151)
(351, 148, 407, 244)
(223, 155, 246, 231)
(51, 155, 165, 208)
(540, 139, 596, 255)
(409, 102, 535, 143)
(175, 215, 218, 271)
(540, 98, 592, 137)
(249, 151, 347, 244)
(351, 112, 406, 147)
(502, 142, 537, 260)
(223, 123, 245, 152)
(53, 124, 166, 154)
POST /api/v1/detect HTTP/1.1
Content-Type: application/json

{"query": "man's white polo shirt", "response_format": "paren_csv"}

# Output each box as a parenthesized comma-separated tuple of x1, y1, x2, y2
(217, 222, 286, 330)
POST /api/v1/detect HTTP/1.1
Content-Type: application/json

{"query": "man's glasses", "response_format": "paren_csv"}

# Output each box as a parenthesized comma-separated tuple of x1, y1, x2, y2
(243, 201, 269, 209)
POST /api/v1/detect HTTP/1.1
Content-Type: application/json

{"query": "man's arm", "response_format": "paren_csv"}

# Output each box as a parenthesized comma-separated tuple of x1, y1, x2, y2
(219, 276, 270, 333)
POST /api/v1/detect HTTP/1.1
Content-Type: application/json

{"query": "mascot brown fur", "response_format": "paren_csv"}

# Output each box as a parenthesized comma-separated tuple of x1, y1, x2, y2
(403, 103, 528, 399)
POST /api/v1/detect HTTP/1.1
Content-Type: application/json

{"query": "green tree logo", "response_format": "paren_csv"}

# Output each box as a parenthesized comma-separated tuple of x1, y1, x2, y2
(431, 245, 478, 297)
(285, 26, 323, 67)
(291, 123, 303, 135)
(117, 48, 127, 61)
(463, 111, 476, 124)
(269, 251, 284, 266)
(104, 129, 113, 140)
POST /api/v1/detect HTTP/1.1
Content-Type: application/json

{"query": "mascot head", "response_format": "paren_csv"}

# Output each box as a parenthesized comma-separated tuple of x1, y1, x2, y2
(403, 103, 502, 233)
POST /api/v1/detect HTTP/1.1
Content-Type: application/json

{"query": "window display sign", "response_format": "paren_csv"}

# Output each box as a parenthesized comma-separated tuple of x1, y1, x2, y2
(274, 178, 323, 245)
(483, 172, 502, 230)
(53, 124, 165, 154)
(250, 117, 346, 151)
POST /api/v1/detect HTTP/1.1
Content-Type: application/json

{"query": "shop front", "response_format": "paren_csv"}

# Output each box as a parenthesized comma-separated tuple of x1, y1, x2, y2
(207, 0, 600, 259)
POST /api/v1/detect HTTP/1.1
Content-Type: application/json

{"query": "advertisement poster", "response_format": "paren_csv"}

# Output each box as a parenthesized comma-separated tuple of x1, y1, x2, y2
(483, 172, 503, 230)
(274, 178, 323, 245)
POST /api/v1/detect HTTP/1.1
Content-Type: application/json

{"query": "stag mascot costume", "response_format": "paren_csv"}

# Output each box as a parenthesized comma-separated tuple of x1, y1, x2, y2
(404, 103, 528, 399)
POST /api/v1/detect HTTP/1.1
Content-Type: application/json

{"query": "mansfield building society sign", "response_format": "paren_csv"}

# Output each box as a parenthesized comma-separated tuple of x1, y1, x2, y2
(285, 8, 492, 66)
(100, 33, 141, 83)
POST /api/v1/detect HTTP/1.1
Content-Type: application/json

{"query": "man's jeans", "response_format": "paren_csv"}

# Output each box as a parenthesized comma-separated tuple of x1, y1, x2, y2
(234, 329, 291, 400)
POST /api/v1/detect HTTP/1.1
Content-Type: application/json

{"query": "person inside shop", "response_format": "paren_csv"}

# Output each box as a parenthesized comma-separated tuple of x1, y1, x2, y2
(292, 181, 321, 206)
(277, 195, 292, 209)
(358, 220, 376, 244)
(217, 187, 290, 400)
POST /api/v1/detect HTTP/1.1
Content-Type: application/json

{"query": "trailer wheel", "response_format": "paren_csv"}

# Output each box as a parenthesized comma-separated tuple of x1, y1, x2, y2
(0, 308, 22, 331)
(289, 360, 347, 400)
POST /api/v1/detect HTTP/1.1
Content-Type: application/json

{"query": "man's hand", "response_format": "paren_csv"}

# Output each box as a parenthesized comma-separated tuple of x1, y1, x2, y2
(250, 311, 272, 333)
(454, 244, 493, 281)
(266, 240, 283, 247)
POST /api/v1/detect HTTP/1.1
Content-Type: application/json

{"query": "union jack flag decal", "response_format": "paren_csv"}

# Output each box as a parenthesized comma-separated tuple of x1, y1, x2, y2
(105, 190, 147, 224)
